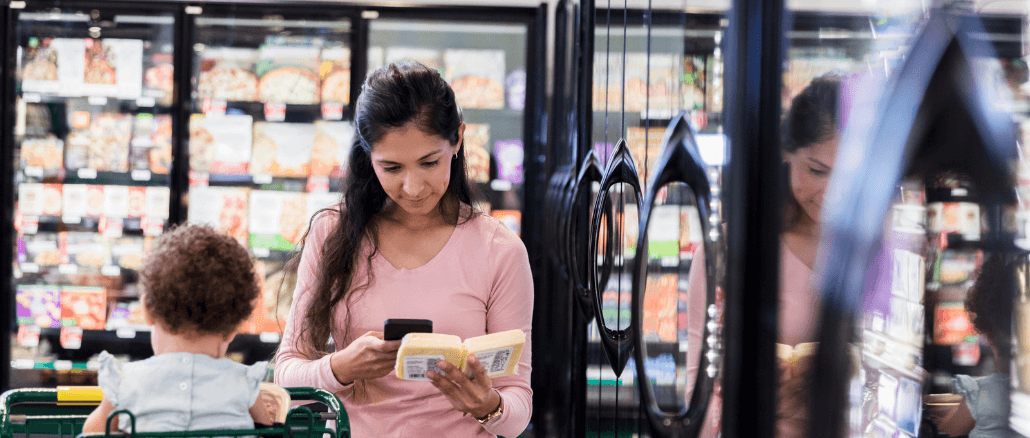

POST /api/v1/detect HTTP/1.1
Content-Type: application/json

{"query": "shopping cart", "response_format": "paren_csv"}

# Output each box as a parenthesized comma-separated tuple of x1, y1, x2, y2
(0, 386, 349, 438)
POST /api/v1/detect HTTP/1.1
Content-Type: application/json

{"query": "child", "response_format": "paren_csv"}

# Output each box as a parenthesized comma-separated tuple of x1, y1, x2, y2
(83, 224, 279, 432)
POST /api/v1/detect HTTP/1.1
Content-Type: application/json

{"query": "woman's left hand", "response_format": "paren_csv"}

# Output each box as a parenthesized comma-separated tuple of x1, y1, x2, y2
(427, 355, 501, 419)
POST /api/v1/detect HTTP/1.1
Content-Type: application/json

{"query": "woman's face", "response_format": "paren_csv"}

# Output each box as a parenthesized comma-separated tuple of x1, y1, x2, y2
(370, 122, 464, 217)
(785, 137, 838, 226)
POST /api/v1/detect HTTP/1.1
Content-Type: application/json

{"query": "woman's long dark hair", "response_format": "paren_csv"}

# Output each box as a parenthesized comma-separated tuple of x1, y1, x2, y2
(782, 74, 843, 231)
(290, 62, 478, 359)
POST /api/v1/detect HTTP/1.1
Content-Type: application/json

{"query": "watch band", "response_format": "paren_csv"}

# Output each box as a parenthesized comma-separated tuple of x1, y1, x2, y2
(475, 389, 504, 425)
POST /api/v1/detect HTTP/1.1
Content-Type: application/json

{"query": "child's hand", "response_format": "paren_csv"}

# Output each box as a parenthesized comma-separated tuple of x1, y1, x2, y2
(329, 331, 401, 385)
(427, 355, 500, 420)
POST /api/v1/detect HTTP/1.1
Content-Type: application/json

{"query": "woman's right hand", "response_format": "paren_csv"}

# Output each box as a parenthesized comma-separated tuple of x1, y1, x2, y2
(329, 331, 402, 385)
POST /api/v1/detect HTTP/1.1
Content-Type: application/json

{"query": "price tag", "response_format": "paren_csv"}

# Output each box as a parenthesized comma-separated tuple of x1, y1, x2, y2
(661, 256, 679, 267)
(490, 180, 513, 192)
(189, 172, 210, 187)
(321, 102, 344, 121)
(60, 326, 83, 350)
(54, 360, 73, 371)
(62, 215, 81, 224)
(19, 215, 38, 234)
(131, 138, 153, 148)
(77, 168, 98, 179)
(58, 264, 78, 275)
(143, 218, 165, 236)
(22, 93, 41, 103)
(100, 216, 124, 238)
(87, 96, 108, 106)
(131, 170, 152, 181)
(12, 359, 36, 370)
(306, 176, 331, 193)
(264, 102, 287, 122)
(253, 174, 274, 185)
(136, 97, 156, 107)
(253, 247, 271, 258)
(21, 263, 40, 273)
(202, 98, 227, 116)
(116, 328, 137, 339)
(102, 265, 121, 276)
(23, 167, 44, 178)
(17, 325, 40, 348)
(259, 332, 281, 343)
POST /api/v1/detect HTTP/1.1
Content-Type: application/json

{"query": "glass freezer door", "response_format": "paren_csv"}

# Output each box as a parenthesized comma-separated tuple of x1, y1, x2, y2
(7, 4, 178, 388)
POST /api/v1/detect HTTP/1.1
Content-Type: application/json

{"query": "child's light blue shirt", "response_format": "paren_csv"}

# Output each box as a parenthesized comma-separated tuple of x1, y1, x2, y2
(97, 351, 267, 433)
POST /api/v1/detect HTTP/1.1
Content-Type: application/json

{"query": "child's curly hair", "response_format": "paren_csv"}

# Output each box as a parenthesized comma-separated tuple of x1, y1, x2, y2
(140, 224, 259, 336)
(966, 253, 1016, 365)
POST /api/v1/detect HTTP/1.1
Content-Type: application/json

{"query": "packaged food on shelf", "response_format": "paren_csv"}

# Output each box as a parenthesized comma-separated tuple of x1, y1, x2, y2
(145, 187, 171, 221)
(21, 38, 85, 96)
(682, 56, 707, 111)
(18, 183, 44, 217)
(130, 114, 156, 172)
(311, 121, 354, 177)
(251, 122, 315, 177)
(62, 185, 88, 221)
(249, 190, 307, 251)
(385, 47, 442, 70)
(63, 232, 108, 270)
(16, 285, 61, 329)
(320, 46, 351, 104)
(86, 185, 105, 218)
(248, 261, 293, 334)
(463, 123, 491, 183)
(106, 300, 149, 331)
(256, 46, 321, 104)
(187, 186, 250, 245)
(444, 49, 505, 110)
(367, 46, 385, 73)
(624, 52, 676, 113)
(21, 233, 61, 267)
(109, 237, 145, 271)
(593, 53, 623, 111)
(150, 115, 173, 174)
(42, 184, 63, 217)
(189, 114, 253, 174)
(626, 127, 664, 184)
(65, 130, 91, 171)
(306, 192, 340, 229)
(495, 140, 524, 184)
(127, 187, 146, 218)
(87, 114, 133, 173)
(20, 137, 64, 173)
(103, 186, 129, 218)
(197, 48, 260, 102)
(60, 286, 107, 330)
(82, 39, 144, 99)
(505, 68, 527, 111)
(144, 54, 174, 106)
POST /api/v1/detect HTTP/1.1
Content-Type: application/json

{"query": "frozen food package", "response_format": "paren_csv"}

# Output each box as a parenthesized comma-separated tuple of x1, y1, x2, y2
(385, 47, 442, 70)
(145, 187, 171, 220)
(189, 114, 253, 174)
(626, 127, 664, 184)
(127, 187, 146, 218)
(495, 140, 524, 184)
(65, 130, 91, 171)
(20, 137, 64, 173)
(106, 300, 149, 331)
(197, 47, 260, 102)
(16, 285, 61, 328)
(103, 186, 129, 219)
(62, 184, 88, 221)
(21, 38, 85, 96)
(682, 56, 707, 111)
(130, 114, 156, 171)
(86, 185, 105, 218)
(109, 237, 145, 271)
(306, 192, 340, 229)
(18, 183, 44, 217)
(593, 52, 623, 111)
(463, 123, 491, 183)
(311, 121, 354, 177)
(22, 233, 61, 267)
(82, 39, 144, 99)
(249, 190, 307, 251)
(60, 286, 107, 330)
(41, 184, 62, 217)
(187, 186, 250, 245)
(256, 46, 321, 104)
(251, 122, 316, 177)
(320, 46, 351, 104)
(144, 54, 174, 106)
(624, 53, 676, 114)
(149, 115, 173, 174)
(444, 50, 505, 110)
(64, 232, 108, 269)
(506, 68, 526, 111)
(88, 114, 132, 173)
(250, 261, 295, 334)
(367, 46, 385, 73)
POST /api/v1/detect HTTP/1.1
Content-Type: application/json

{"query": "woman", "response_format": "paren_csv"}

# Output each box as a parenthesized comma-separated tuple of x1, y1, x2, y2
(275, 62, 533, 438)
(686, 74, 844, 437)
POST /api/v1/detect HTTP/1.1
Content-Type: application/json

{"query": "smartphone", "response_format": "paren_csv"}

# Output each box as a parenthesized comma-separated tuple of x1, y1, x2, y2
(384, 319, 433, 341)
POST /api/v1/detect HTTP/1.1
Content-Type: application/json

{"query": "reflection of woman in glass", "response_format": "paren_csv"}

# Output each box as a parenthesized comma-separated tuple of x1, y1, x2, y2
(933, 254, 1015, 437)
(687, 74, 843, 437)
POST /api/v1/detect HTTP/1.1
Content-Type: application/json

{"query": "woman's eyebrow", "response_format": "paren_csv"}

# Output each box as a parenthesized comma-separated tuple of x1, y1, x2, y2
(375, 151, 442, 166)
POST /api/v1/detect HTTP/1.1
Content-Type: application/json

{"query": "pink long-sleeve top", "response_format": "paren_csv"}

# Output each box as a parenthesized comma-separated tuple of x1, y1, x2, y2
(685, 240, 819, 438)
(274, 210, 534, 437)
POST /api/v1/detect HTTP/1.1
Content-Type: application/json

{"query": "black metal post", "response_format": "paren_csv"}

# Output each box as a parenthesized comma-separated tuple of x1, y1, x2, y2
(721, 0, 783, 436)
(169, 6, 192, 226)
(0, 1, 15, 392)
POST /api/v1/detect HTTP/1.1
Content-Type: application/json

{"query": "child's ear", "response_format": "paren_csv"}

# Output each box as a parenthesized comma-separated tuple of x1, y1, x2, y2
(140, 295, 155, 326)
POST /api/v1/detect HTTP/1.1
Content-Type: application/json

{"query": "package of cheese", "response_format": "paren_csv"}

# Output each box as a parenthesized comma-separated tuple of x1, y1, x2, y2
(395, 329, 525, 381)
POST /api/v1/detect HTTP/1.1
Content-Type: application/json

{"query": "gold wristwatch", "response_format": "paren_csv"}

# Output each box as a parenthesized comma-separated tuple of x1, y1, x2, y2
(475, 389, 504, 425)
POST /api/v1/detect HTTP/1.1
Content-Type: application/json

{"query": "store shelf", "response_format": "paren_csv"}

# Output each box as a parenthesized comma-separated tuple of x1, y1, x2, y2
(61, 169, 171, 187)
(193, 101, 350, 123)
(19, 93, 173, 114)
